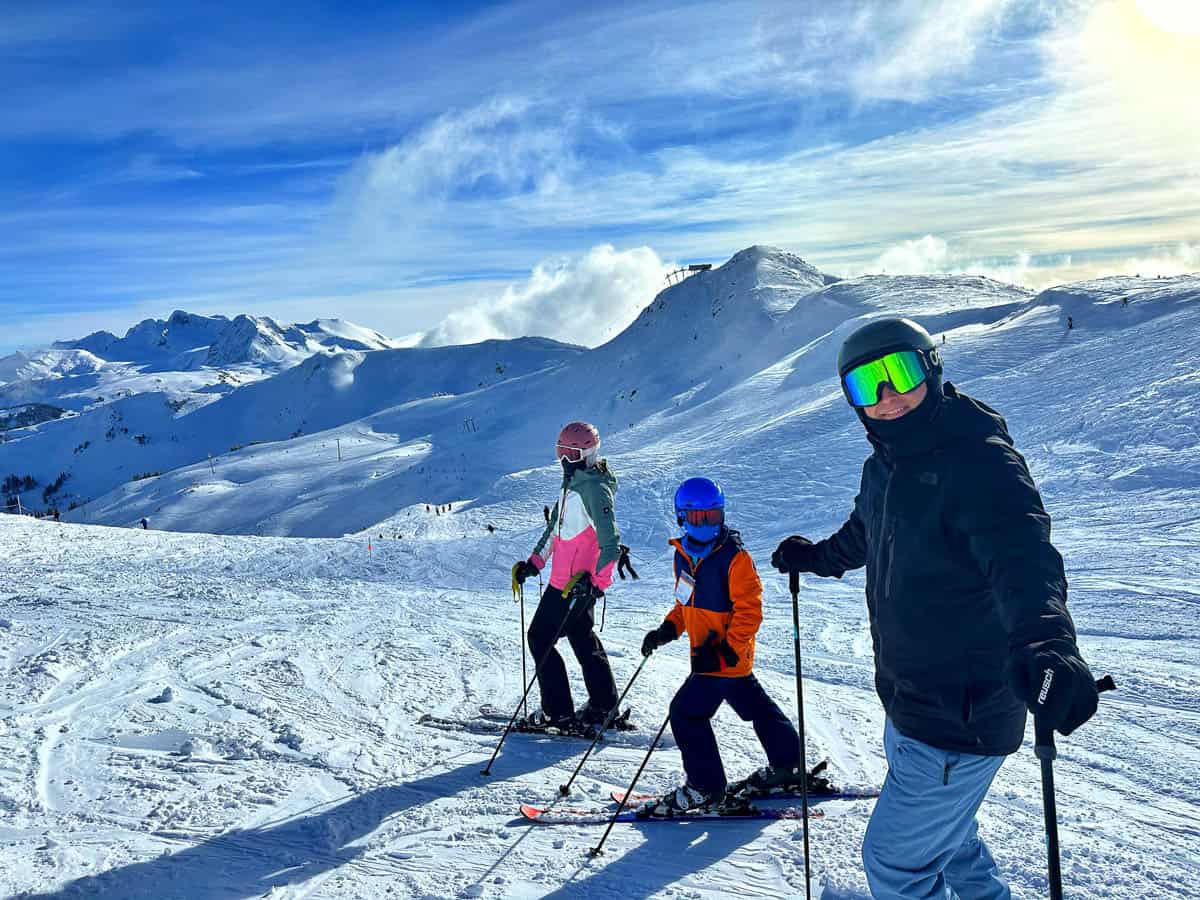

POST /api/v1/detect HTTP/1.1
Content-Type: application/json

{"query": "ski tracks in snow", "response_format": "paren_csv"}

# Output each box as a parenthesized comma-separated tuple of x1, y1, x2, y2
(3, 515, 1200, 898)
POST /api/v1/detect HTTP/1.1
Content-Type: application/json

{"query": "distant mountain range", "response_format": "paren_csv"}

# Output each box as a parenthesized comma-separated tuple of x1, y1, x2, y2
(2, 246, 1195, 537)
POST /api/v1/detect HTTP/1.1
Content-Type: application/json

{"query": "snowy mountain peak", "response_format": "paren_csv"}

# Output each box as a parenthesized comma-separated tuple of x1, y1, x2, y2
(52, 310, 401, 371)
(53, 330, 120, 358)
(637, 245, 834, 333)
(0, 348, 106, 386)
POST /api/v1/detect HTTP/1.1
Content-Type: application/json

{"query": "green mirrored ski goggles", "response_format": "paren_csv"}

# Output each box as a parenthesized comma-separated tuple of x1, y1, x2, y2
(841, 350, 929, 407)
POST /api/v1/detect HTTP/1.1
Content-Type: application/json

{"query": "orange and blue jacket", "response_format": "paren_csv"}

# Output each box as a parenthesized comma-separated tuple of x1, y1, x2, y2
(663, 528, 762, 678)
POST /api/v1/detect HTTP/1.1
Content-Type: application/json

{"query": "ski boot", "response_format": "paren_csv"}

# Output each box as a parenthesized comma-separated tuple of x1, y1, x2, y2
(576, 702, 612, 728)
(636, 783, 722, 819)
(576, 703, 635, 734)
(515, 710, 577, 734)
(727, 760, 835, 800)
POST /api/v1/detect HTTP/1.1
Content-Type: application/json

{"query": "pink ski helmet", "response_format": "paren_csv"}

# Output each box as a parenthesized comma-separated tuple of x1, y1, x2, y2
(556, 421, 601, 466)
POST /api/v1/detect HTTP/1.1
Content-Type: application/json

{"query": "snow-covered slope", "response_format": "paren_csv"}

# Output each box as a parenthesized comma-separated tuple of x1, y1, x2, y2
(33, 248, 1038, 535)
(1, 253, 1198, 898)
(1, 302, 583, 523)
(6, 250, 1195, 549)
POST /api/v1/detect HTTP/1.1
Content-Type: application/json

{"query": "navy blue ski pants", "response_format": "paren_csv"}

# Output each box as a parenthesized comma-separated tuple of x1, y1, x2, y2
(527, 583, 618, 719)
(669, 673, 801, 795)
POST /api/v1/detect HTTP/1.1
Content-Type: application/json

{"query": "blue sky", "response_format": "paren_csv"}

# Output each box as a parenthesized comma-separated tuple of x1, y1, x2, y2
(3, 0, 1198, 353)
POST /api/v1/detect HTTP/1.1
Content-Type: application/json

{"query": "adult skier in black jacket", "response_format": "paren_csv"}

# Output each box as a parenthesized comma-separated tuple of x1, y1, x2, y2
(772, 317, 1099, 900)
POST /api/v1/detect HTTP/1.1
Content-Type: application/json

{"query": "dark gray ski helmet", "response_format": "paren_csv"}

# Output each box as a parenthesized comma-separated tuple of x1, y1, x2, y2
(837, 317, 943, 405)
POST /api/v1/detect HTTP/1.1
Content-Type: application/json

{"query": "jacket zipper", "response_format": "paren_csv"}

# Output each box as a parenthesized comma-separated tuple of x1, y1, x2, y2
(875, 465, 895, 603)
(681, 539, 730, 673)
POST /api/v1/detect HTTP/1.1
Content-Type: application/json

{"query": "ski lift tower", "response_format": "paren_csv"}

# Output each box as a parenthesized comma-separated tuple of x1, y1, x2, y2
(665, 263, 712, 287)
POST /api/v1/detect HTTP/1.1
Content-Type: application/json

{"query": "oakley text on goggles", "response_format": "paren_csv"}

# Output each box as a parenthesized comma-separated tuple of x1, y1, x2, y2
(842, 350, 931, 407)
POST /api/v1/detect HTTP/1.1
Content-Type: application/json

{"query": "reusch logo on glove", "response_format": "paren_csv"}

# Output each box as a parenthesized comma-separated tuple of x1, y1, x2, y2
(1038, 668, 1054, 706)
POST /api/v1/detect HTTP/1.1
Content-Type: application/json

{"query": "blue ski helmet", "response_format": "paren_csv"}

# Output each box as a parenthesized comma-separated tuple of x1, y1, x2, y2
(674, 477, 725, 544)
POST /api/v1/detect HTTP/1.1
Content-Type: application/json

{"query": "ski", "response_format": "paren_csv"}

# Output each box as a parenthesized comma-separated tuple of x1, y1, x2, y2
(520, 801, 825, 825)
(611, 787, 880, 808)
(416, 707, 655, 748)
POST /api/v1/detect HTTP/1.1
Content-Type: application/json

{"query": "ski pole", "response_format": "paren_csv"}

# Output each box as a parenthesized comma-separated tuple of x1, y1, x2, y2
(790, 569, 813, 900)
(1037, 674, 1115, 900)
(590, 699, 678, 857)
(558, 654, 650, 797)
(481, 579, 583, 777)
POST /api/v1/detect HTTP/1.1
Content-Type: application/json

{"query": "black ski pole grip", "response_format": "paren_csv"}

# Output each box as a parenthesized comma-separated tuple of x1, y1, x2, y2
(789, 569, 799, 594)
(1034, 716, 1056, 761)
(1096, 675, 1116, 694)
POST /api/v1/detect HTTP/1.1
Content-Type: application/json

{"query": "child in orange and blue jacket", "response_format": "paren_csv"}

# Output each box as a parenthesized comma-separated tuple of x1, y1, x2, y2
(639, 477, 803, 816)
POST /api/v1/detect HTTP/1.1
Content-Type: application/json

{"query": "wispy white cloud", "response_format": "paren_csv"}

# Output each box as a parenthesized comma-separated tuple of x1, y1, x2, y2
(422, 245, 673, 347)
(331, 96, 599, 260)
(866, 234, 1198, 289)
(5, 0, 1199, 357)
(117, 153, 202, 183)
(850, 0, 1019, 102)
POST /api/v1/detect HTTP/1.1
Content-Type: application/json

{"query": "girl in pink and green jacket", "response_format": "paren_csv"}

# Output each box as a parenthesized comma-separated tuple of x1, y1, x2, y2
(512, 421, 621, 730)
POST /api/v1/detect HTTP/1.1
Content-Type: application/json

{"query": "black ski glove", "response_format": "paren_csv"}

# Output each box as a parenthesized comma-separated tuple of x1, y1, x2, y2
(641, 621, 677, 657)
(513, 559, 539, 586)
(563, 571, 603, 609)
(691, 632, 740, 673)
(1007, 639, 1099, 736)
(771, 535, 817, 574)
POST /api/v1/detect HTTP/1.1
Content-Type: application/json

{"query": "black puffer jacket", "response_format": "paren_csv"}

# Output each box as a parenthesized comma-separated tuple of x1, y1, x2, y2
(810, 383, 1076, 755)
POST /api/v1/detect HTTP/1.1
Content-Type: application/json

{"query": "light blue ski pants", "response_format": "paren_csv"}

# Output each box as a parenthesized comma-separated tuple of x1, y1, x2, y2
(862, 719, 1011, 899)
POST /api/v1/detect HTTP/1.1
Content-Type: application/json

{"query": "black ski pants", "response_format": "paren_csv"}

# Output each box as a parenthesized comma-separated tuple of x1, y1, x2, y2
(527, 582, 618, 719)
(669, 673, 801, 795)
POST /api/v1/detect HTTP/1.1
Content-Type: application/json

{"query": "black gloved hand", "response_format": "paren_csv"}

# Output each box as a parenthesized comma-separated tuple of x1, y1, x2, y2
(641, 621, 677, 657)
(513, 559, 539, 586)
(771, 535, 817, 574)
(563, 571, 603, 608)
(691, 632, 740, 673)
(1007, 639, 1099, 736)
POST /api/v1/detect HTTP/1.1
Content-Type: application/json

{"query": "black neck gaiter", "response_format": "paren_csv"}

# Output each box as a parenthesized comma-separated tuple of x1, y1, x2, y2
(861, 380, 946, 459)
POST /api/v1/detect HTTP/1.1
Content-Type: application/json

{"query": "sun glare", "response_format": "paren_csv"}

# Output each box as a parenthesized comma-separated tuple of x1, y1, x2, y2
(1134, 0, 1200, 35)
(1066, 0, 1200, 143)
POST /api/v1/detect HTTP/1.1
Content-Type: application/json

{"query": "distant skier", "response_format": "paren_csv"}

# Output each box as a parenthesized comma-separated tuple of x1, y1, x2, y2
(511, 422, 620, 731)
(1122, 297, 1129, 308)
(1067, 315, 1074, 330)
(616, 544, 639, 580)
(772, 318, 1098, 899)
(140, 517, 149, 530)
(639, 478, 802, 816)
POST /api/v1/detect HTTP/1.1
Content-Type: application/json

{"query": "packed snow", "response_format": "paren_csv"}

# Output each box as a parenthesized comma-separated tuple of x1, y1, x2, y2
(2, 248, 1198, 898)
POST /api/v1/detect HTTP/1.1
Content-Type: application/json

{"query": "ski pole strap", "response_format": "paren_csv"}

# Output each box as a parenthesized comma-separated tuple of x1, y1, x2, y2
(599, 593, 606, 632)
(511, 563, 523, 603)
